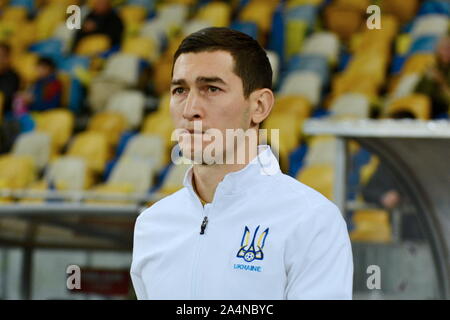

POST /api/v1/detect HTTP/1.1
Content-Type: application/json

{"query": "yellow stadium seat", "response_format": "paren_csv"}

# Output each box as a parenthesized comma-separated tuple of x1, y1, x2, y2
(153, 56, 173, 95)
(396, 33, 413, 55)
(324, 4, 363, 41)
(287, 0, 324, 7)
(12, 52, 39, 85)
(76, 34, 111, 56)
(8, 21, 37, 53)
(359, 156, 380, 186)
(239, 0, 277, 38)
(380, 0, 418, 24)
(195, 2, 231, 28)
(384, 94, 431, 120)
(87, 183, 135, 205)
(401, 53, 436, 75)
(122, 36, 158, 62)
(35, 3, 67, 41)
(88, 111, 127, 147)
(350, 209, 392, 243)
(335, 0, 370, 12)
(120, 5, 148, 25)
(331, 73, 379, 101)
(346, 52, 388, 87)
(36, 109, 74, 154)
(67, 131, 110, 174)
(272, 95, 311, 120)
(2, 6, 28, 22)
(296, 164, 334, 200)
(0, 154, 36, 190)
(285, 20, 307, 59)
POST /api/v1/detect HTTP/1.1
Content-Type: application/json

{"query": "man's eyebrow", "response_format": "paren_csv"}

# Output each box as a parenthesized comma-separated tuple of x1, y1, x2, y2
(170, 77, 227, 86)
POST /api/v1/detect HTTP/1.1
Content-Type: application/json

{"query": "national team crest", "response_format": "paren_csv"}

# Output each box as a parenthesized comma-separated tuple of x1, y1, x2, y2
(236, 226, 269, 263)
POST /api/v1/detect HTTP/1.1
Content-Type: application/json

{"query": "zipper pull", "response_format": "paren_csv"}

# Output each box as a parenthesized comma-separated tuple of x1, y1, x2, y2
(200, 216, 208, 235)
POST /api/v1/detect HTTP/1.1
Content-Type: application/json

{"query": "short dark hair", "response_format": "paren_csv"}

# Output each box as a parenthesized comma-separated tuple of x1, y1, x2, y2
(173, 27, 272, 99)
(37, 57, 56, 70)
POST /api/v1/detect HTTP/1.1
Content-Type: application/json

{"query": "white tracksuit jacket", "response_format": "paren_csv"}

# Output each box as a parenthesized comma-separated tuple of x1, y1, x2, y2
(130, 145, 353, 300)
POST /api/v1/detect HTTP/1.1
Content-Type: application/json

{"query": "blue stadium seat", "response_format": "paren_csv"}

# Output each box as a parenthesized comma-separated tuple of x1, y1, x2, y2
(128, 0, 156, 13)
(58, 56, 90, 77)
(286, 54, 330, 85)
(268, 3, 286, 65)
(418, 0, 450, 16)
(408, 35, 441, 55)
(9, 0, 35, 14)
(230, 21, 259, 40)
(29, 39, 64, 64)
(285, 5, 318, 31)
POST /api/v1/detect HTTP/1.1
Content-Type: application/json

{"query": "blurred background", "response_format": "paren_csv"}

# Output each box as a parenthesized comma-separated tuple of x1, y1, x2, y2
(0, 0, 449, 300)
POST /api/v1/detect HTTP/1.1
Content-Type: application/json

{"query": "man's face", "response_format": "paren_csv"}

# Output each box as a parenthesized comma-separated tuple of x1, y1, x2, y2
(170, 50, 252, 164)
(93, 0, 111, 14)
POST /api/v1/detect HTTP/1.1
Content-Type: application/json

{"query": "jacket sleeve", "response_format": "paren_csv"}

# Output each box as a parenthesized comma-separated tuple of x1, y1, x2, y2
(130, 271, 148, 300)
(284, 202, 353, 300)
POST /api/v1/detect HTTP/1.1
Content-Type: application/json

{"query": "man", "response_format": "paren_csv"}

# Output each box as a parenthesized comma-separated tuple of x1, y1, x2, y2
(0, 43, 20, 119)
(71, 0, 124, 53)
(131, 27, 353, 300)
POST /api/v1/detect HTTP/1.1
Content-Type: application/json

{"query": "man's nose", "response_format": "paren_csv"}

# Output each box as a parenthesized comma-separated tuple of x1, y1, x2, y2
(182, 91, 204, 121)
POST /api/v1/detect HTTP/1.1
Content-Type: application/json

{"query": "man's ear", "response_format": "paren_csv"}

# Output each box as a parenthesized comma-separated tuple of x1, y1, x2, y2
(249, 88, 274, 127)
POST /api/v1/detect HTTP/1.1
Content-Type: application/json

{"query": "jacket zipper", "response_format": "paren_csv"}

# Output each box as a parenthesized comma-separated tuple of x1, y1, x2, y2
(191, 201, 211, 299)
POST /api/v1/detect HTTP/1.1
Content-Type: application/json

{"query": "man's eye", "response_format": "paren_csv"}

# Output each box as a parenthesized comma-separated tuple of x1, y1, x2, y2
(172, 87, 185, 95)
(207, 86, 220, 93)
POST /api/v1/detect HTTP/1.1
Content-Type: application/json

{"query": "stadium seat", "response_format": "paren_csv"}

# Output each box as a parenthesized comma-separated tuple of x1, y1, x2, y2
(384, 94, 431, 120)
(106, 90, 145, 129)
(350, 209, 392, 243)
(67, 131, 110, 174)
(12, 131, 51, 171)
(121, 134, 166, 171)
(388, 73, 421, 100)
(287, 54, 330, 85)
(239, 0, 277, 39)
(330, 93, 370, 119)
(380, 0, 419, 24)
(302, 32, 340, 65)
(142, 95, 176, 153)
(304, 136, 337, 166)
(265, 50, 280, 86)
(286, 4, 318, 32)
(272, 95, 311, 120)
(417, 0, 450, 16)
(334, 0, 370, 12)
(324, 4, 363, 41)
(88, 77, 128, 113)
(75, 34, 111, 56)
(120, 4, 148, 21)
(195, 1, 231, 27)
(411, 14, 449, 38)
(279, 71, 322, 106)
(159, 162, 192, 195)
(44, 156, 93, 190)
(401, 53, 436, 75)
(0, 154, 36, 190)
(182, 19, 213, 37)
(35, 2, 67, 41)
(36, 109, 74, 155)
(12, 52, 39, 85)
(408, 35, 441, 55)
(107, 156, 157, 193)
(122, 36, 159, 62)
(230, 21, 259, 40)
(100, 53, 140, 85)
(88, 111, 128, 147)
(296, 164, 334, 200)
(1, 6, 28, 22)
(285, 19, 307, 60)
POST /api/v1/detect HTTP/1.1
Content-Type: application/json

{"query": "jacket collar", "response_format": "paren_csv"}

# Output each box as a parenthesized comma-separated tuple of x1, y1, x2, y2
(182, 145, 281, 199)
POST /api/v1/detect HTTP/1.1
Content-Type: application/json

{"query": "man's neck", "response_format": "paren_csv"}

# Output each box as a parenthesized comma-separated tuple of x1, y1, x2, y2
(191, 143, 259, 204)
